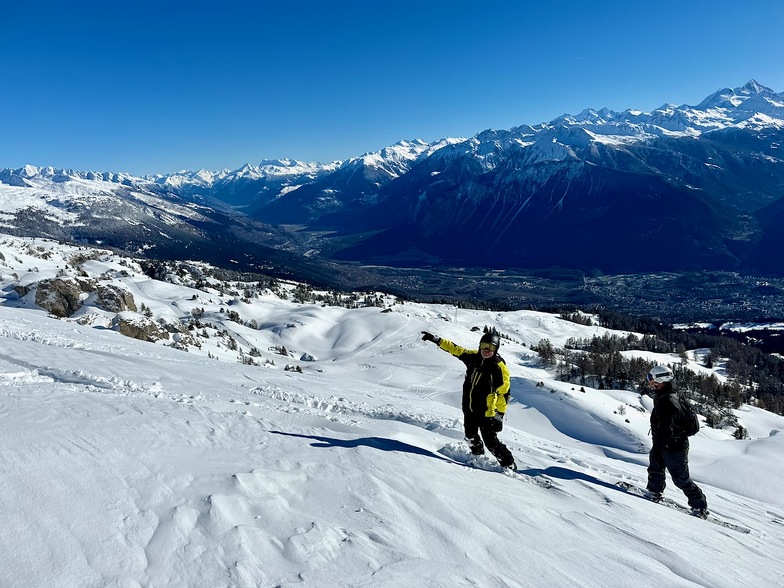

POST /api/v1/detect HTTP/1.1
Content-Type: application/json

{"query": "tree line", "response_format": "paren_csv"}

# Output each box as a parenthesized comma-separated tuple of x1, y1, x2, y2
(532, 311, 784, 417)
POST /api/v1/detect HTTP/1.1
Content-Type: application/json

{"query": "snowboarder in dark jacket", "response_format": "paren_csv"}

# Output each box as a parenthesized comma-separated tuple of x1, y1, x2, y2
(421, 329, 516, 469)
(645, 365, 708, 517)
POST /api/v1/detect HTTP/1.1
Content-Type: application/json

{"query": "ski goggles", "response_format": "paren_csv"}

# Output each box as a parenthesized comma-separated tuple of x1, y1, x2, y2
(479, 342, 497, 352)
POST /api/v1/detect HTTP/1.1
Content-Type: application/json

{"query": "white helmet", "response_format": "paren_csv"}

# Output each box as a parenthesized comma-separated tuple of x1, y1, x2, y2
(647, 365, 673, 384)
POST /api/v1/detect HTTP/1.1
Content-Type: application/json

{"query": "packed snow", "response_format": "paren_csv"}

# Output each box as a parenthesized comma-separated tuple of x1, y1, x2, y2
(1, 235, 783, 587)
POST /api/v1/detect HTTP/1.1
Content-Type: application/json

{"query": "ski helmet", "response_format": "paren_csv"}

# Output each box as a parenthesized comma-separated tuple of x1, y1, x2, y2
(647, 365, 673, 384)
(479, 332, 500, 350)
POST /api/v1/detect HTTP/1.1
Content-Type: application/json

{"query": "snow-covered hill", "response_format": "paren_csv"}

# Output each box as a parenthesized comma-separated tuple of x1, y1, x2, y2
(1, 234, 782, 587)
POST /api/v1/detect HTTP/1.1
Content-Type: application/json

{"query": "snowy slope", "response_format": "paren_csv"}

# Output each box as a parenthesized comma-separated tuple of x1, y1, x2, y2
(0, 165, 221, 232)
(1, 235, 783, 587)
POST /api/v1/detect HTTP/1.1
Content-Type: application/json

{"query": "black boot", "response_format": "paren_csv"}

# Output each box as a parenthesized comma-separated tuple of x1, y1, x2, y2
(498, 452, 516, 470)
(482, 432, 515, 470)
(466, 436, 485, 456)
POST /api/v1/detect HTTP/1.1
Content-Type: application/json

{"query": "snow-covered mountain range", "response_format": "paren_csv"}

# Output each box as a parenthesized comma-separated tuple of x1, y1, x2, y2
(1, 232, 783, 586)
(320, 80, 784, 273)
(2, 80, 783, 275)
(0, 164, 350, 286)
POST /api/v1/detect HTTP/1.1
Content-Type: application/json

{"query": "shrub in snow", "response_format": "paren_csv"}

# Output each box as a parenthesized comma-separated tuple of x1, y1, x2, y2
(734, 425, 749, 440)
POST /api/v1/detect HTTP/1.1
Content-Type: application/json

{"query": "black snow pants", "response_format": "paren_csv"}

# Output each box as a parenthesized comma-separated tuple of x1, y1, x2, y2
(647, 444, 707, 509)
(464, 411, 515, 468)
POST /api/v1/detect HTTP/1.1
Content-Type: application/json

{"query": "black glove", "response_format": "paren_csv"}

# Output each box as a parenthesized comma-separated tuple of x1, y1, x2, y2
(488, 413, 504, 433)
(421, 331, 441, 344)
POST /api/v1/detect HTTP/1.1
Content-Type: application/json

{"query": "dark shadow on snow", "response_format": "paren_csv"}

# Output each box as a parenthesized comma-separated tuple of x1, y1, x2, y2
(272, 432, 638, 493)
(519, 466, 625, 492)
(269, 430, 452, 463)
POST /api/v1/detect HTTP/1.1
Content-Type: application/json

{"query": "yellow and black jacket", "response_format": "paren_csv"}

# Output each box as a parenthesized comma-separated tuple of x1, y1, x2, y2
(437, 338, 511, 418)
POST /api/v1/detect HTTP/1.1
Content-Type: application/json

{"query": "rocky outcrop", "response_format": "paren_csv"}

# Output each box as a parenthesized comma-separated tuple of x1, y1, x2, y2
(35, 278, 94, 317)
(113, 313, 170, 342)
(95, 284, 137, 312)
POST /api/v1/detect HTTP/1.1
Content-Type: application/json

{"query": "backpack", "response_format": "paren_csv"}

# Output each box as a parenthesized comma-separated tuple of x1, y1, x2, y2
(676, 395, 700, 437)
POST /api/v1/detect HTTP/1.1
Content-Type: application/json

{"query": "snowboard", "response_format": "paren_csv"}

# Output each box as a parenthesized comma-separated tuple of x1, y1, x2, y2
(615, 481, 751, 534)
(438, 442, 556, 490)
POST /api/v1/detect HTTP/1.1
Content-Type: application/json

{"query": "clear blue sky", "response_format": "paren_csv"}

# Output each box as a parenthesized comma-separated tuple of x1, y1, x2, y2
(2, 0, 783, 175)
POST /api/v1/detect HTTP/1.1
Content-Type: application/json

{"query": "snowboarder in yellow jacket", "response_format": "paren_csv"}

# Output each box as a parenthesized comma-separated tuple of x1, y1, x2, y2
(421, 329, 516, 469)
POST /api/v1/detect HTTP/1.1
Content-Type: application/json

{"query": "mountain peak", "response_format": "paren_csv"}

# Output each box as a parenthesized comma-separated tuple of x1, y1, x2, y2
(257, 158, 305, 168)
(21, 164, 40, 178)
(739, 79, 772, 95)
(695, 80, 775, 110)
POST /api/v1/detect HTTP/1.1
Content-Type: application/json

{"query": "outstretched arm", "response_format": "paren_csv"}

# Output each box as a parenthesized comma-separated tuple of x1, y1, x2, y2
(422, 332, 475, 362)
(437, 338, 474, 359)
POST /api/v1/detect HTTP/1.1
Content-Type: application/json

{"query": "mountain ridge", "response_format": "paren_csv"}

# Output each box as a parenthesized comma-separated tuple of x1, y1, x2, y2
(2, 80, 783, 276)
(12, 80, 779, 195)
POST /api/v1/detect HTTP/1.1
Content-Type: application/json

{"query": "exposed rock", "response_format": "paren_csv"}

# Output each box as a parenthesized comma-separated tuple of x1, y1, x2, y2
(35, 278, 87, 317)
(158, 317, 187, 333)
(113, 313, 170, 342)
(95, 284, 137, 312)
